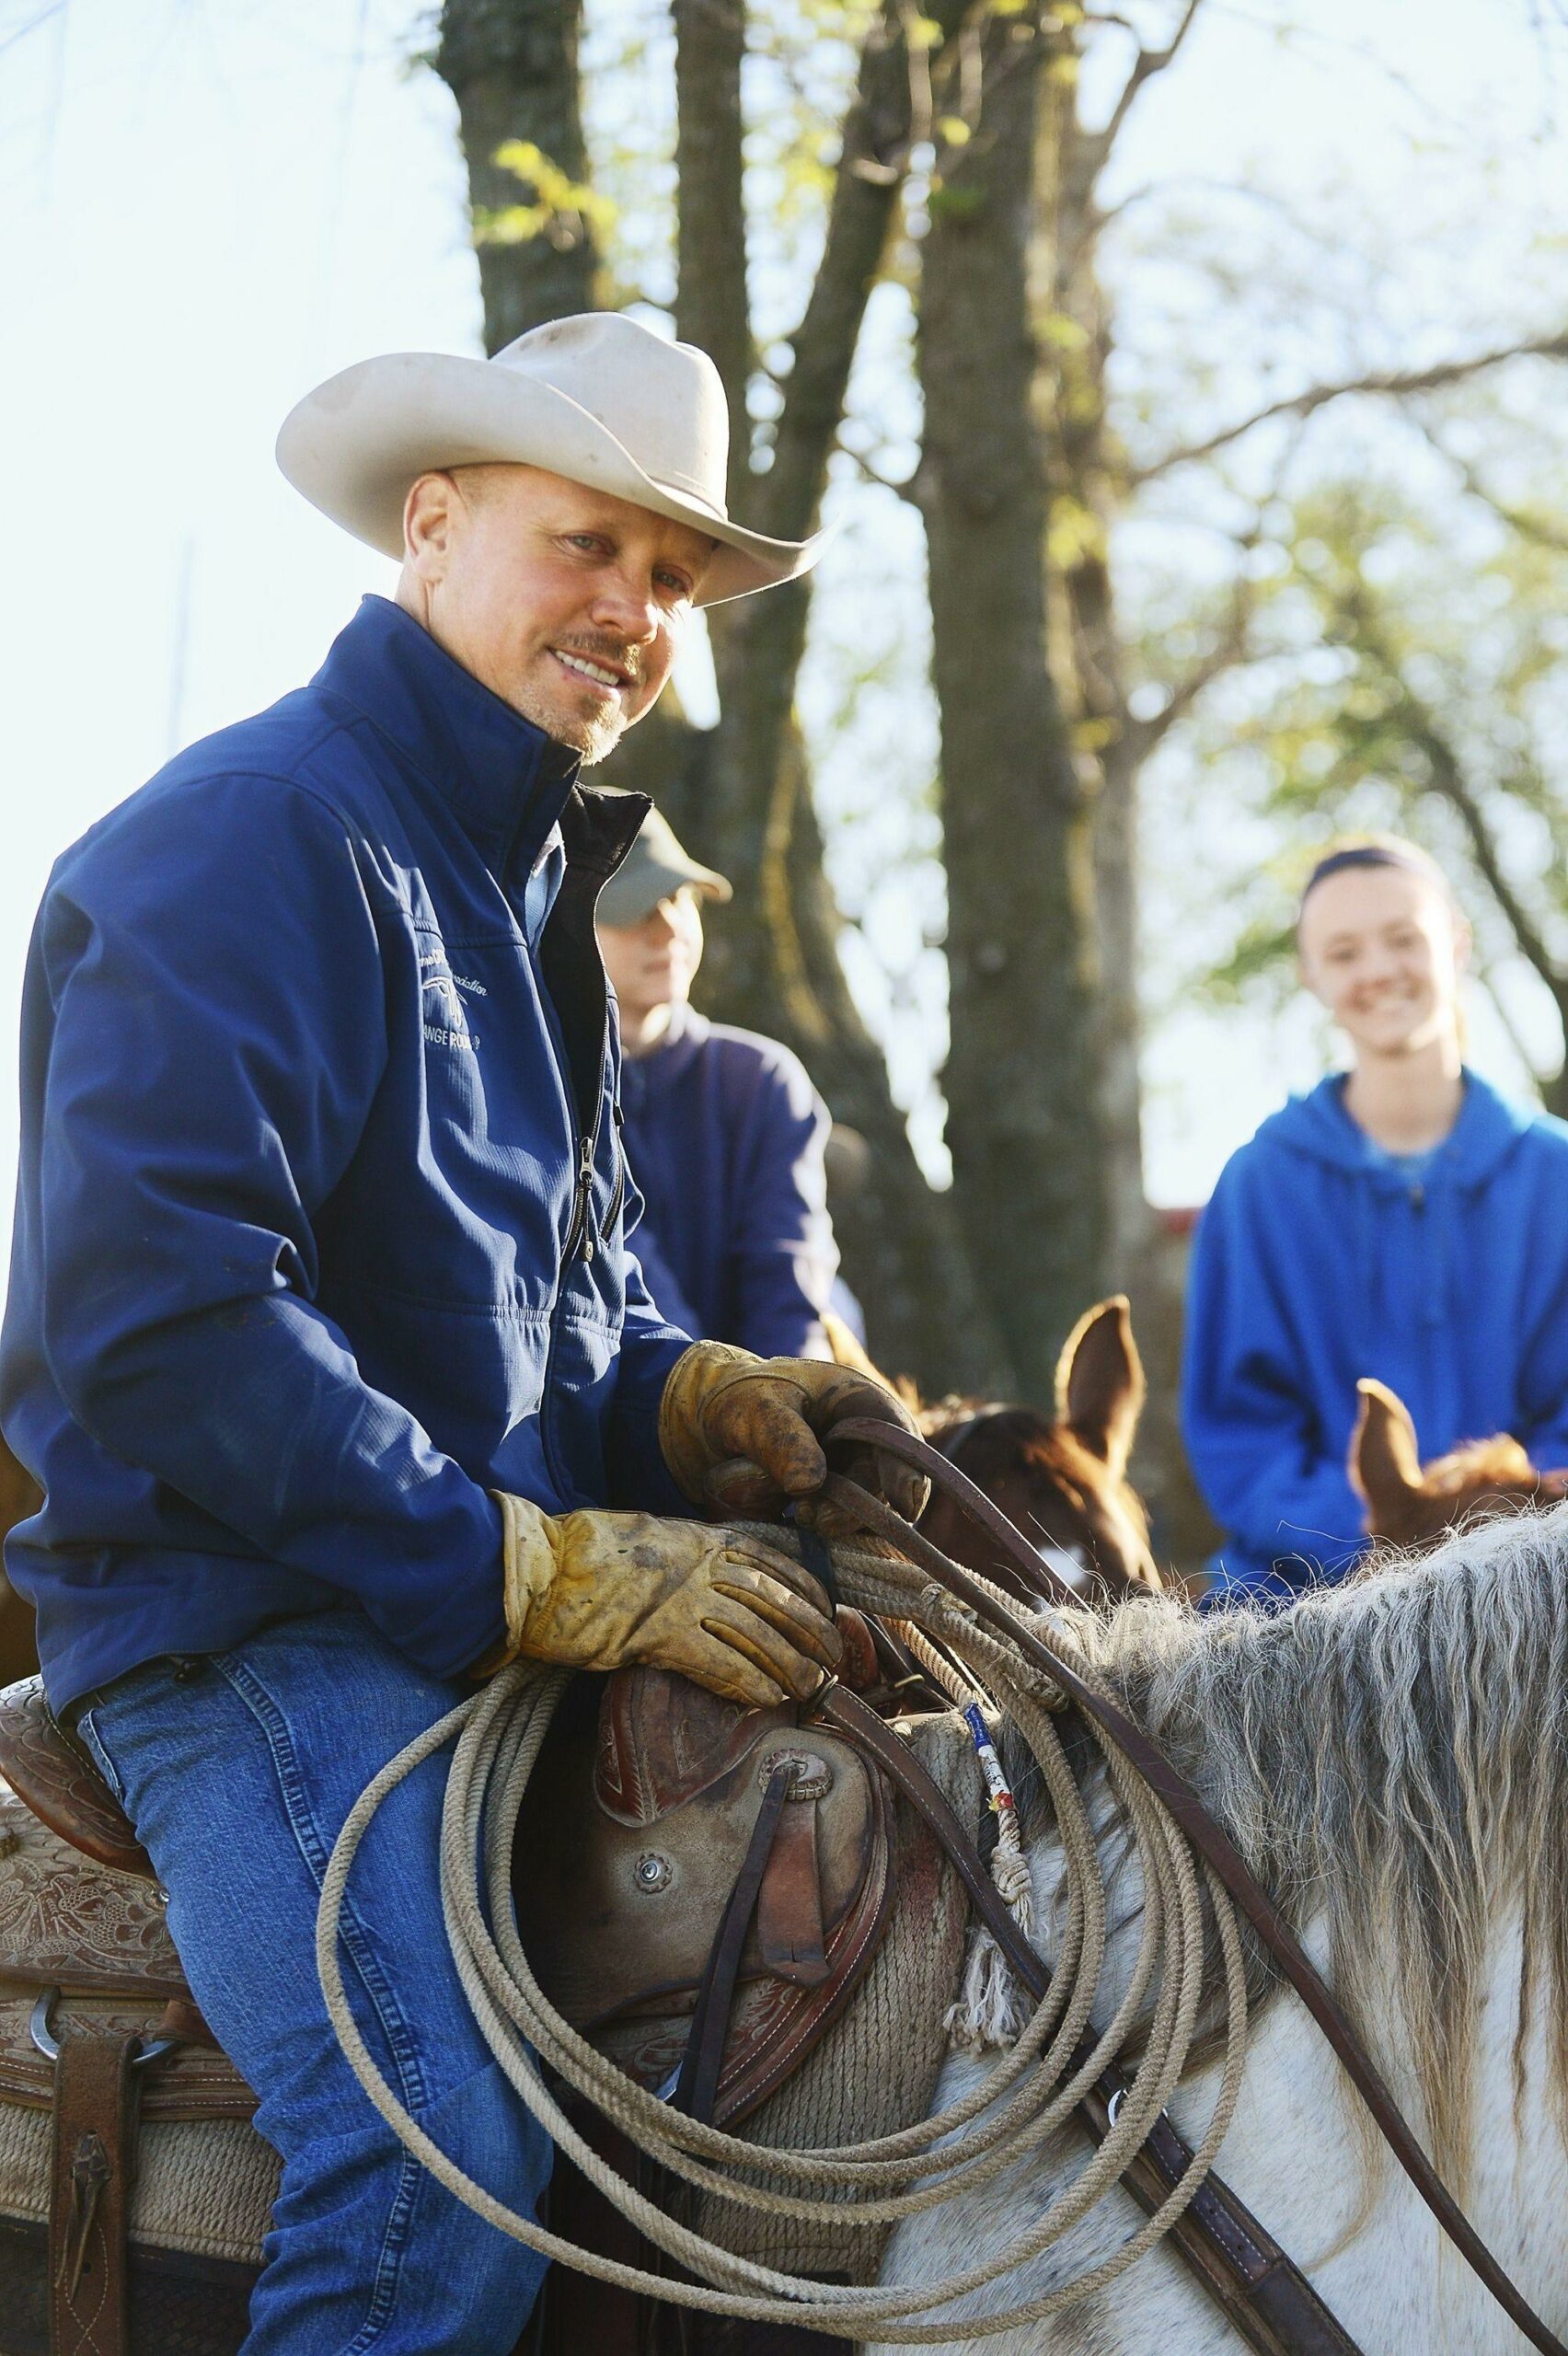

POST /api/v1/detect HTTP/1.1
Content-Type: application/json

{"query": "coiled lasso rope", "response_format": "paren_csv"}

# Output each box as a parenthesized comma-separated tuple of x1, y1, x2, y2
(316, 1534, 1251, 2341)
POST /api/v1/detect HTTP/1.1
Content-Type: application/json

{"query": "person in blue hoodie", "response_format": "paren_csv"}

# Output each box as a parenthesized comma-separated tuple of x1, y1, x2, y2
(0, 317, 921, 2354)
(596, 806, 843, 1358)
(1182, 835, 1568, 1606)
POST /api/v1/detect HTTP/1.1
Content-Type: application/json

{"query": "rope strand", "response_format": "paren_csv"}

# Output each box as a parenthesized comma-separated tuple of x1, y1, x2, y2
(315, 1536, 1248, 2339)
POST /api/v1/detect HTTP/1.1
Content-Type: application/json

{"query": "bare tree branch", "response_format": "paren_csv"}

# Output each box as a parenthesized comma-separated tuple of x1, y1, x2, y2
(1081, 0, 1203, 182)
(1136, 328, 1568, 483)
(1416, 723, 1563, 989)
(0, 2, 65, 63)
(1124, 447, 1299, 754)
(1126, 591, 1253, 760)
(1345, 628, 1568, 998)
(1413, 418, 1568, 555)
(836, 433, 925, 505)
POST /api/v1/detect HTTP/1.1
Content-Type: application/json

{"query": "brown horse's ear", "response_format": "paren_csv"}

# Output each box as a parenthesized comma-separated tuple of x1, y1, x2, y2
(1057, 1296, 1146, 1481)
(1350, 1380, 1423, 1514)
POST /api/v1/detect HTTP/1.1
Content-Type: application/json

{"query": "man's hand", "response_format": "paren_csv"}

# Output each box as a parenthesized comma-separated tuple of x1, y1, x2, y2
(658, 1344, 928, 1536)
(490, 1496, 842, 1709)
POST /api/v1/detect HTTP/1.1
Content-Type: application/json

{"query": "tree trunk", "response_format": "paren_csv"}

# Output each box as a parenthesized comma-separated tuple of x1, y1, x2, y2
(1039, 81, 1151, 1290)
(918, 15, 1107, 1402)
(435, 0, 599, 343)
(673, 0, 750, 514)
(662, 0, 1006, 1391)
(432, 0, 1002, 1392)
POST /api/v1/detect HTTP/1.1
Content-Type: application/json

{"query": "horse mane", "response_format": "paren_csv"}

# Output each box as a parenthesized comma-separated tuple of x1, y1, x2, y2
(1041, 1508, 1568, 2189)
(1413, 1431, 1535, 1496)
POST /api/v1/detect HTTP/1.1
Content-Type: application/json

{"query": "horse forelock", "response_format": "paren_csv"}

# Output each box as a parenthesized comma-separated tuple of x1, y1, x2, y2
(1029, 1507, 1568, 2191)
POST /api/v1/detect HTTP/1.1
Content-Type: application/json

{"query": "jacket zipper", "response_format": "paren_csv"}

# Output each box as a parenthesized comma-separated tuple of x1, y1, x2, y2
(563, 1132, 597, 1264)
(561, 1102, 627, 1265)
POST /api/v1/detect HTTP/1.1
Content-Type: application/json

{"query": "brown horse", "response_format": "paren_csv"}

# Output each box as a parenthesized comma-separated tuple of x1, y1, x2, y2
(914, 1297, 1162, 1605)
(1350, 1376, 1568, 1551)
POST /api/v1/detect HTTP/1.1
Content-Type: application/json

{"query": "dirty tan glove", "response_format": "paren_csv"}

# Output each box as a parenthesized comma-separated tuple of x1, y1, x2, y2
(492, 1496, 842, 1708)
(658, 1343, 928, 1536)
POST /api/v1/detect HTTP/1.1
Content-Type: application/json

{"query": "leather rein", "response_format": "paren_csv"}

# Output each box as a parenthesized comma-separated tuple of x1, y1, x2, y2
(812, 1417, 1567, 2356)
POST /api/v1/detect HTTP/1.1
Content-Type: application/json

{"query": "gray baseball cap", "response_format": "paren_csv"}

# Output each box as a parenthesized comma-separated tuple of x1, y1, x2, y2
(596, 806, 733, 929)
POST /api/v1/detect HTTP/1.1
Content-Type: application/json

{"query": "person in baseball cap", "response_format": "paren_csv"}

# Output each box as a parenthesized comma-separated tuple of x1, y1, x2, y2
(597, 806, 846, 1361)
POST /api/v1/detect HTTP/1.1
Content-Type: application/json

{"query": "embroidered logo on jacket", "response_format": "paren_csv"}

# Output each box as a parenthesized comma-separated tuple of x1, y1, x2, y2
(421, 953, 482, 1053)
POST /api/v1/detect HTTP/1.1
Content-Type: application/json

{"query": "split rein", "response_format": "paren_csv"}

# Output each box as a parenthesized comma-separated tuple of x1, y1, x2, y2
(313, 1426, 1567, 2352)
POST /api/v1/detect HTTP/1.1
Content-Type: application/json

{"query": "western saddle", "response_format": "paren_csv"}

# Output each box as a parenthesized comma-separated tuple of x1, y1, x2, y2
(0, 1677, 259, 2356)
(0, 1657, 909, 2353)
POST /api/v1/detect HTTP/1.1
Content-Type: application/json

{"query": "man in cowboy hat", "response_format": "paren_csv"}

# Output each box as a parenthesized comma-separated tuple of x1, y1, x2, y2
(596, 805, 843, 1357)
(0, 313, 920, 2353)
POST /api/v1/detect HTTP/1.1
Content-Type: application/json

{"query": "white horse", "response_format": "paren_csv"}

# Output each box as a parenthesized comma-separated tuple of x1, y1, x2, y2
(876, 1507, 1568, 2352)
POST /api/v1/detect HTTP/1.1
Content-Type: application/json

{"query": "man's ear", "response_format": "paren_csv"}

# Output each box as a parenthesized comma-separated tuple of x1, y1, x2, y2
(1056, 1296, 1145, 1483)
(1350, 1379, 1424, 1512)
(402, 471, 462, 580)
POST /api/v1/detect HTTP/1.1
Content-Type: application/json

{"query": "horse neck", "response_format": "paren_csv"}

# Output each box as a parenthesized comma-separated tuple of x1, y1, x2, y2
(889, 1809, 1566, 2355)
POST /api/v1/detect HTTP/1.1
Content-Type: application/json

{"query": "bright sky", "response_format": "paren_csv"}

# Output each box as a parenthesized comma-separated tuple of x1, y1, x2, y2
(1, 0, 1562, 1263)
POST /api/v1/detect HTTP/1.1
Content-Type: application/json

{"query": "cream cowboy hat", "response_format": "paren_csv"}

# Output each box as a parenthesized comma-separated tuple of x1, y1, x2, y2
(276, 311, 824, 606)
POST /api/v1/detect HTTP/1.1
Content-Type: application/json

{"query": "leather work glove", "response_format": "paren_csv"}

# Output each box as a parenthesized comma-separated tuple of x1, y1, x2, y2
(491, 1496, 842, 1709)
(658, 1343, 928, 1537)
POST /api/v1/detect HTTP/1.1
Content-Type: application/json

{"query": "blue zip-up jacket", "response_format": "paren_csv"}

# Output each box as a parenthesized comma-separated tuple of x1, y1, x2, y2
(1181, 1069, 1568, 1602)
(617, 1006, 838, 1359)
(0, 596, 691, 1709)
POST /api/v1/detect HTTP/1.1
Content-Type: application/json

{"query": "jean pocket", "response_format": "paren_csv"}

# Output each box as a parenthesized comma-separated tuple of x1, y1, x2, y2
(75, 1709, 127, 1807)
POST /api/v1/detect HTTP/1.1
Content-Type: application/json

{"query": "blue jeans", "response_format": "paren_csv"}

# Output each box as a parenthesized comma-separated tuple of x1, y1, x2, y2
(76, 1609, 551, 2355)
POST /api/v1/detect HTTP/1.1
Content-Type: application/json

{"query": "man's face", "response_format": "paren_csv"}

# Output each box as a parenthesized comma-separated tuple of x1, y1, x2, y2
(397, 465, 715, 762)
(598, 890, 706, 1027)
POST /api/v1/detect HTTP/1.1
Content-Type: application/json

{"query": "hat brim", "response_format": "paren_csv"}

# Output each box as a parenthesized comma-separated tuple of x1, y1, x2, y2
(596, 856, 732, 929)
(276, 352, 826, 606)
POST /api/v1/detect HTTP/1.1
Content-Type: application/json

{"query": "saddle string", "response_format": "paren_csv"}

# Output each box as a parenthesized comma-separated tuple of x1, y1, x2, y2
(316, 1528, 1252, 2341)
(885, 1616, 1040, 2050)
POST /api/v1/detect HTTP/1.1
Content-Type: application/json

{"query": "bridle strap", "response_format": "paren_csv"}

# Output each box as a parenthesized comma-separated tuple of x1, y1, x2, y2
(824, 1419, 1568, 2356)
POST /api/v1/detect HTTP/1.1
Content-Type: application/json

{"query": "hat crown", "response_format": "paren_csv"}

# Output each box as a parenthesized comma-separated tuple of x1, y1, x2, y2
(491, 314, 732, 519)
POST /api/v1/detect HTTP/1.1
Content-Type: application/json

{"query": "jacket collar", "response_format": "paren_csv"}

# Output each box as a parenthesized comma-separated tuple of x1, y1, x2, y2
(314, 595, 583, 873)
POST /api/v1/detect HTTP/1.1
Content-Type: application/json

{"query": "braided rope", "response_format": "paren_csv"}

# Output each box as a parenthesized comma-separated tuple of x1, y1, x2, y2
(316, 1537, 1250, 2340)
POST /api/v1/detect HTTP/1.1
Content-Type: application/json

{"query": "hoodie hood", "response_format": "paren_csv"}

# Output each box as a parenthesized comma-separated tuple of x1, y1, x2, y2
(1254, 1068, 1533, 1190)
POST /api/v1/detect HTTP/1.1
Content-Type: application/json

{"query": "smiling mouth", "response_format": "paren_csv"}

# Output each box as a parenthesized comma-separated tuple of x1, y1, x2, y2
(553, 647, 633, 694)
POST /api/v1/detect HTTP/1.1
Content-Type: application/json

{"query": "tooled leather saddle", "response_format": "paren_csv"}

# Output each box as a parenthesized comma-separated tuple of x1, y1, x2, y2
(517, 1665, 900, 2125)
(0, 1657, 905, 2350)
(0, 1676, 259, 2356)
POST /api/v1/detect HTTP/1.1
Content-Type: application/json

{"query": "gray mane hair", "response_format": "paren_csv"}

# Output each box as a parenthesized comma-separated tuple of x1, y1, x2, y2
(1033, 1505, 1568, 2190)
